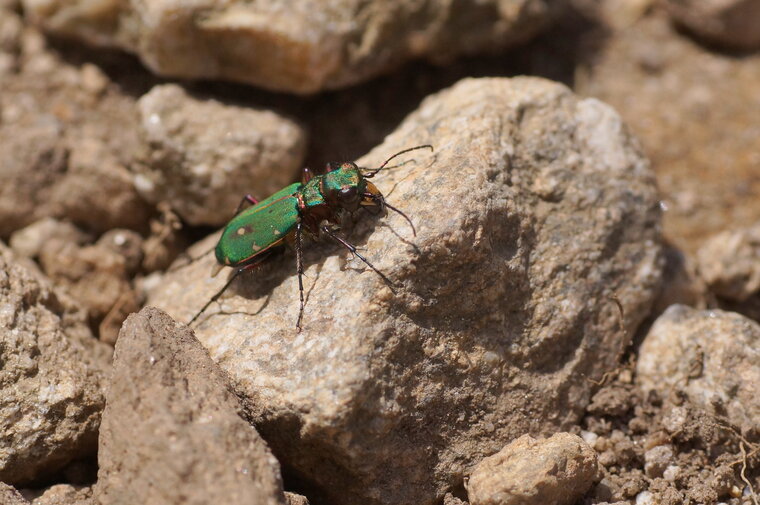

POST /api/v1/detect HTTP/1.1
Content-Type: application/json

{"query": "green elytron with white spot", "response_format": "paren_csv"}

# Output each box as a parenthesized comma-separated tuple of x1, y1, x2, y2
(190, 145, 433, 330)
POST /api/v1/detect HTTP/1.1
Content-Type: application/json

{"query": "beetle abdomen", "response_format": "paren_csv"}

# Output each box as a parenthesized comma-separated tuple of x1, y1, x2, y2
(215, 183, 302, 266)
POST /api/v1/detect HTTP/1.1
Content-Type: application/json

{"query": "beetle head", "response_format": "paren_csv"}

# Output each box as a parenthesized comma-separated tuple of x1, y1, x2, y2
(320, 162, 367, 212)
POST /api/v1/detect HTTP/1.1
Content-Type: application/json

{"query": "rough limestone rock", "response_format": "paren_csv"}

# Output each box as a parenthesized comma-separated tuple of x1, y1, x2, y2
(696, 224, 760, 302)
(665, 0, 760, 50)
(148, 77, 663, 505)
(0, 243, 109, 485)
(23, 0, 555, 94)
(95, 307, 286, 505)
(466, 433, 599, 505)
(637, 305, 760, 432)
(135, 84, 307, 226)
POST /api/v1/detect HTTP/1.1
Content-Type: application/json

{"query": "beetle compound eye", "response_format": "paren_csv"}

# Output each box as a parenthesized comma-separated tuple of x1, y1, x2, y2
(339, 186, 358, 201)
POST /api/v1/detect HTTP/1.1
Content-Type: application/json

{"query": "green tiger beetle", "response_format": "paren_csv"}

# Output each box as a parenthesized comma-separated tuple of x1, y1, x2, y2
(189, 144, 433, 330)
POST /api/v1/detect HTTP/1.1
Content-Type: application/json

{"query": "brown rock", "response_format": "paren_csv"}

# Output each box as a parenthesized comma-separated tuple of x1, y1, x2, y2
(149, 77, 662, 505)
(22, 0, 555, 94)
(9, 218, 90, 260)
(0, 6, 22, 54)
(134, 84, 306, 226)
(442, 493, 468, 505)
(643, 445, 674, 479)
(466, 433, 599, 505)
(0, 24, 151, 237)
(637, 305, 760, 432)
(140, 202, 186, 273)
(578, 12, 760, 254)
(665, 0, 760, 49)
(284, 492, 310, 505)
(94, 307, 286, 505)
(31, 484, 92, 505)
(96, 230, 144, 276)
(0, 243, 108, 485)
(696, 224, 760, 302)
(38, 239, 136, 326)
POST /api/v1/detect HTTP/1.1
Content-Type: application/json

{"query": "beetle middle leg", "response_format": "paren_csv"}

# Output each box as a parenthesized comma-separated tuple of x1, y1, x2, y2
(320, 225, 396, 293)
(233, 194, 260, 215)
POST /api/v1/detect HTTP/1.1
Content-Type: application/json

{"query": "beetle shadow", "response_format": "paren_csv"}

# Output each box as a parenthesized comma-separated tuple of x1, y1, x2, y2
(195, 245, 329, 323)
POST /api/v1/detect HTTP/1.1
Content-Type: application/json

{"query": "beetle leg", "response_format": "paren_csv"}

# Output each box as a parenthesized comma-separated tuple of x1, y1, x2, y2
(321, 225, 397, 294)
(302, 167, 313, 184)
(295, 221, 305, 332)
(189, 253, 272, 326)
(233, 194, 260, 216)
(188, 267, 245, 325)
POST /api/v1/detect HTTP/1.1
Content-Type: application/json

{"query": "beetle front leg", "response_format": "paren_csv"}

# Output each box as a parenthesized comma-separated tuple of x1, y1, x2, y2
(320, 225, 397, 293)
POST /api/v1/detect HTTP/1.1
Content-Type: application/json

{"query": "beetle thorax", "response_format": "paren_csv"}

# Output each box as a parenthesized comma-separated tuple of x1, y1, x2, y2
(320, 163, 366, 212)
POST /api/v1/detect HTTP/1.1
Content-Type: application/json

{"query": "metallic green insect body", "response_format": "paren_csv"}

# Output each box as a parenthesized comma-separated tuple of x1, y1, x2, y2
(190, 145, 433, 330)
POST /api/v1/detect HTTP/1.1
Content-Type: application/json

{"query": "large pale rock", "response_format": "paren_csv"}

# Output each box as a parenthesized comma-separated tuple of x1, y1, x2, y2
(0, 243, 108, 484)
(637, 305, 760, 432)
(23, 0, 555, 94)
(666, 0, 760, 50)
(466, 433, 599, 505)
(148, 77, 663, 505)
(134, 84, 307, 226)
(94, 307, 286, 505)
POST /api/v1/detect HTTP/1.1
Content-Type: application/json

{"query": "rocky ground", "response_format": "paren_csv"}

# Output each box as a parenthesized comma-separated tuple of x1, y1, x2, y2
(0, 1, 759, 504)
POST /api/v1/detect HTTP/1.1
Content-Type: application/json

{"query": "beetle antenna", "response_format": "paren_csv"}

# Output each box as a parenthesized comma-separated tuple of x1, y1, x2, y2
(384, 201, 416, 236)
(365, 193, 416, 236)
(363, 144, 433, 178)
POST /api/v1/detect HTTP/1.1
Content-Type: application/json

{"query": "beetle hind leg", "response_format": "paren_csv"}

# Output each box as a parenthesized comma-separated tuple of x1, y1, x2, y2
(295, 222, 306, 331)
